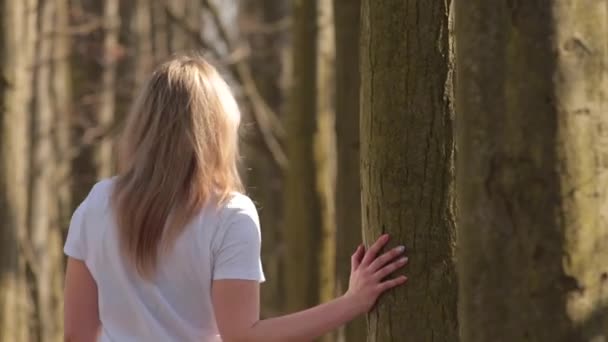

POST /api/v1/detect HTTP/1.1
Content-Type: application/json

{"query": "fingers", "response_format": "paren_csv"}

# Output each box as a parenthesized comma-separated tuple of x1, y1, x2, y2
(368, 245, 406, 272)
(378, 276, 408, 292)
(361, 234, 389, 266)
(374, 256, 408, 280)
(351, 244, 365, 270)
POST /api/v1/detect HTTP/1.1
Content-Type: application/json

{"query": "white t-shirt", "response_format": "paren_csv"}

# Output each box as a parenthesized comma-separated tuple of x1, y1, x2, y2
(64, 178, 265, 342)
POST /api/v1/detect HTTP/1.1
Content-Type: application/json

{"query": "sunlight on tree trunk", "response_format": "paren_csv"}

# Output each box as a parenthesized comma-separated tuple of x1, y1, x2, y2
(315, 1, 337, 341)
(0, 0, 33, 340)
(456, 1, 608, 340)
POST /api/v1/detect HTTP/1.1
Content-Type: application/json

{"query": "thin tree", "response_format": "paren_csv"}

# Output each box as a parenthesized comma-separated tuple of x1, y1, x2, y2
(238, 0, 289, 318)
(455, 1, 608, 340)
(283, 0, 323, 313)
(95, 0, 120, 178)
(315, 0, 337, 322)
(360, 0, 458, 341)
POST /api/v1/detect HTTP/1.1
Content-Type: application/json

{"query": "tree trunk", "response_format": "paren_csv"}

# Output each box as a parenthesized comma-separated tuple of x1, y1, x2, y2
(315, 2, 336, 341)
(95, 0, 120, 178)
(0, 0, 33, 340)
(132, 0, 154, 89)
(238, 0, 289, 318)
(455, 1, 608, 340)
(360, 1, 458, 341)
(30, 0, 72, 340)
(151, 0, 170, 59)
(166, 0, 201, 52)
(284, 0, 322, 313)
(1, 0, 70, 340)
(333, 0, 364, 341)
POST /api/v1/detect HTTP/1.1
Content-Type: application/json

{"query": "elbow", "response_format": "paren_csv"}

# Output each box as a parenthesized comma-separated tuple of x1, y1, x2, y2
(219, 326, 264, 342)
(64, 326, 99, 342)
(219, 334, 253, 342)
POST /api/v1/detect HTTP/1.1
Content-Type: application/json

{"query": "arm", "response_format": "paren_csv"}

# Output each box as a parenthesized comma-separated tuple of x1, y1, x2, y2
(64, 258, 101, 342)
(213, 234, 408, 342)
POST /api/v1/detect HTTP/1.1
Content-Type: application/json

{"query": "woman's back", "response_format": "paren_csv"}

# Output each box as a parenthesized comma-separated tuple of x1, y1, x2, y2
(63, 55, 408, 342)
(64, 178, 264, 341)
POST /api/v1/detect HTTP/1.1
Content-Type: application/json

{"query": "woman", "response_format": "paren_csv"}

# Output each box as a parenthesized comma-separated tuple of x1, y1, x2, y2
(64, 55, 408, 342)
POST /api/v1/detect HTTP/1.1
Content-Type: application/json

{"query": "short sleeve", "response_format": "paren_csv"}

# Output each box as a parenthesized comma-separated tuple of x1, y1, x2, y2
(64, 197, 88, 260)
(212, 195, 265, 282)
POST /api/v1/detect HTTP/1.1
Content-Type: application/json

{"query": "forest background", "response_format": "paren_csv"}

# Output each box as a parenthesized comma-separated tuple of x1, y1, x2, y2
(1, 0, 607, 341)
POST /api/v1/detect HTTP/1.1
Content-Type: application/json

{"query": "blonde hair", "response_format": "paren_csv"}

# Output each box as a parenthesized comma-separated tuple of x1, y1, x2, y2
(112, 55, 243, 277)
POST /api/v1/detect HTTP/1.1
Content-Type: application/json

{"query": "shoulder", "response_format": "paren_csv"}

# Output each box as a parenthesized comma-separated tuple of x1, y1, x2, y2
(222, 192, 257, 214)
(74, 177, 116, 220)
(83, 177, 116, 208)
(215, 192, 260, 235)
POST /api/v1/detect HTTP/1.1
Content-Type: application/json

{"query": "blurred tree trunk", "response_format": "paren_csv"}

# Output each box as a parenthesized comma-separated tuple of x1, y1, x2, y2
(0, 0, 34, 340)
(360, 1, 458, 341)
(30, 0, 72, 340)
(1, 0, 70, 340)
(333, 0, 364, 341)
(151, 0, 170, 59)
(315, 1, 336, 341)
(70, 0, 120, 199)
(284, 0, 322, 313)
(166, 0, 202, 52)
(132, 0, 154, 89)
(456, 1, 608, 340)
(95, 0, 119, 178)
(238, 0, 289, 318)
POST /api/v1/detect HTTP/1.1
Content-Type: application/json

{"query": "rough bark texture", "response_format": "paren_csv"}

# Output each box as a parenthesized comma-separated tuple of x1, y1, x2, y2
(0, 0, 32, 340)
(239, 0, 289, 318)
(333, 0, 364, 341)
(360, 1, 458, 341)
(284, 0, 323, 313)
(455, 1, 608, 341)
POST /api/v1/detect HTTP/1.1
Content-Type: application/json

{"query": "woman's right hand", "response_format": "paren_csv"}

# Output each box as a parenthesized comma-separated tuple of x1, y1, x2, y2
(344, 234, 408, 314)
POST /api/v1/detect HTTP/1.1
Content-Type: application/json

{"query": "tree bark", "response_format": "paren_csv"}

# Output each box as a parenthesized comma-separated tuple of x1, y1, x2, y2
(333, 0, 364, 341)
(455, 1, 608, 340)
(360, 1, 458, 341)
(284, 0, 322, 313)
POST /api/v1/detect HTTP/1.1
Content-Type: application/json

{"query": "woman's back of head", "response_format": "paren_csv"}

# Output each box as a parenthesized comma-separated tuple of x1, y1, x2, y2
(112, 55, 243, 278)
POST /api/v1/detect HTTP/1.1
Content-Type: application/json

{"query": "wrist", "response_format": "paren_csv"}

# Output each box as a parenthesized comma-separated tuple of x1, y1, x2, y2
(340, 292, 366, 318)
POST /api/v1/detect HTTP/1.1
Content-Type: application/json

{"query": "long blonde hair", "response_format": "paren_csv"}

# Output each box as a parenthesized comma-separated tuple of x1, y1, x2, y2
(112, 55, 243, 277)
